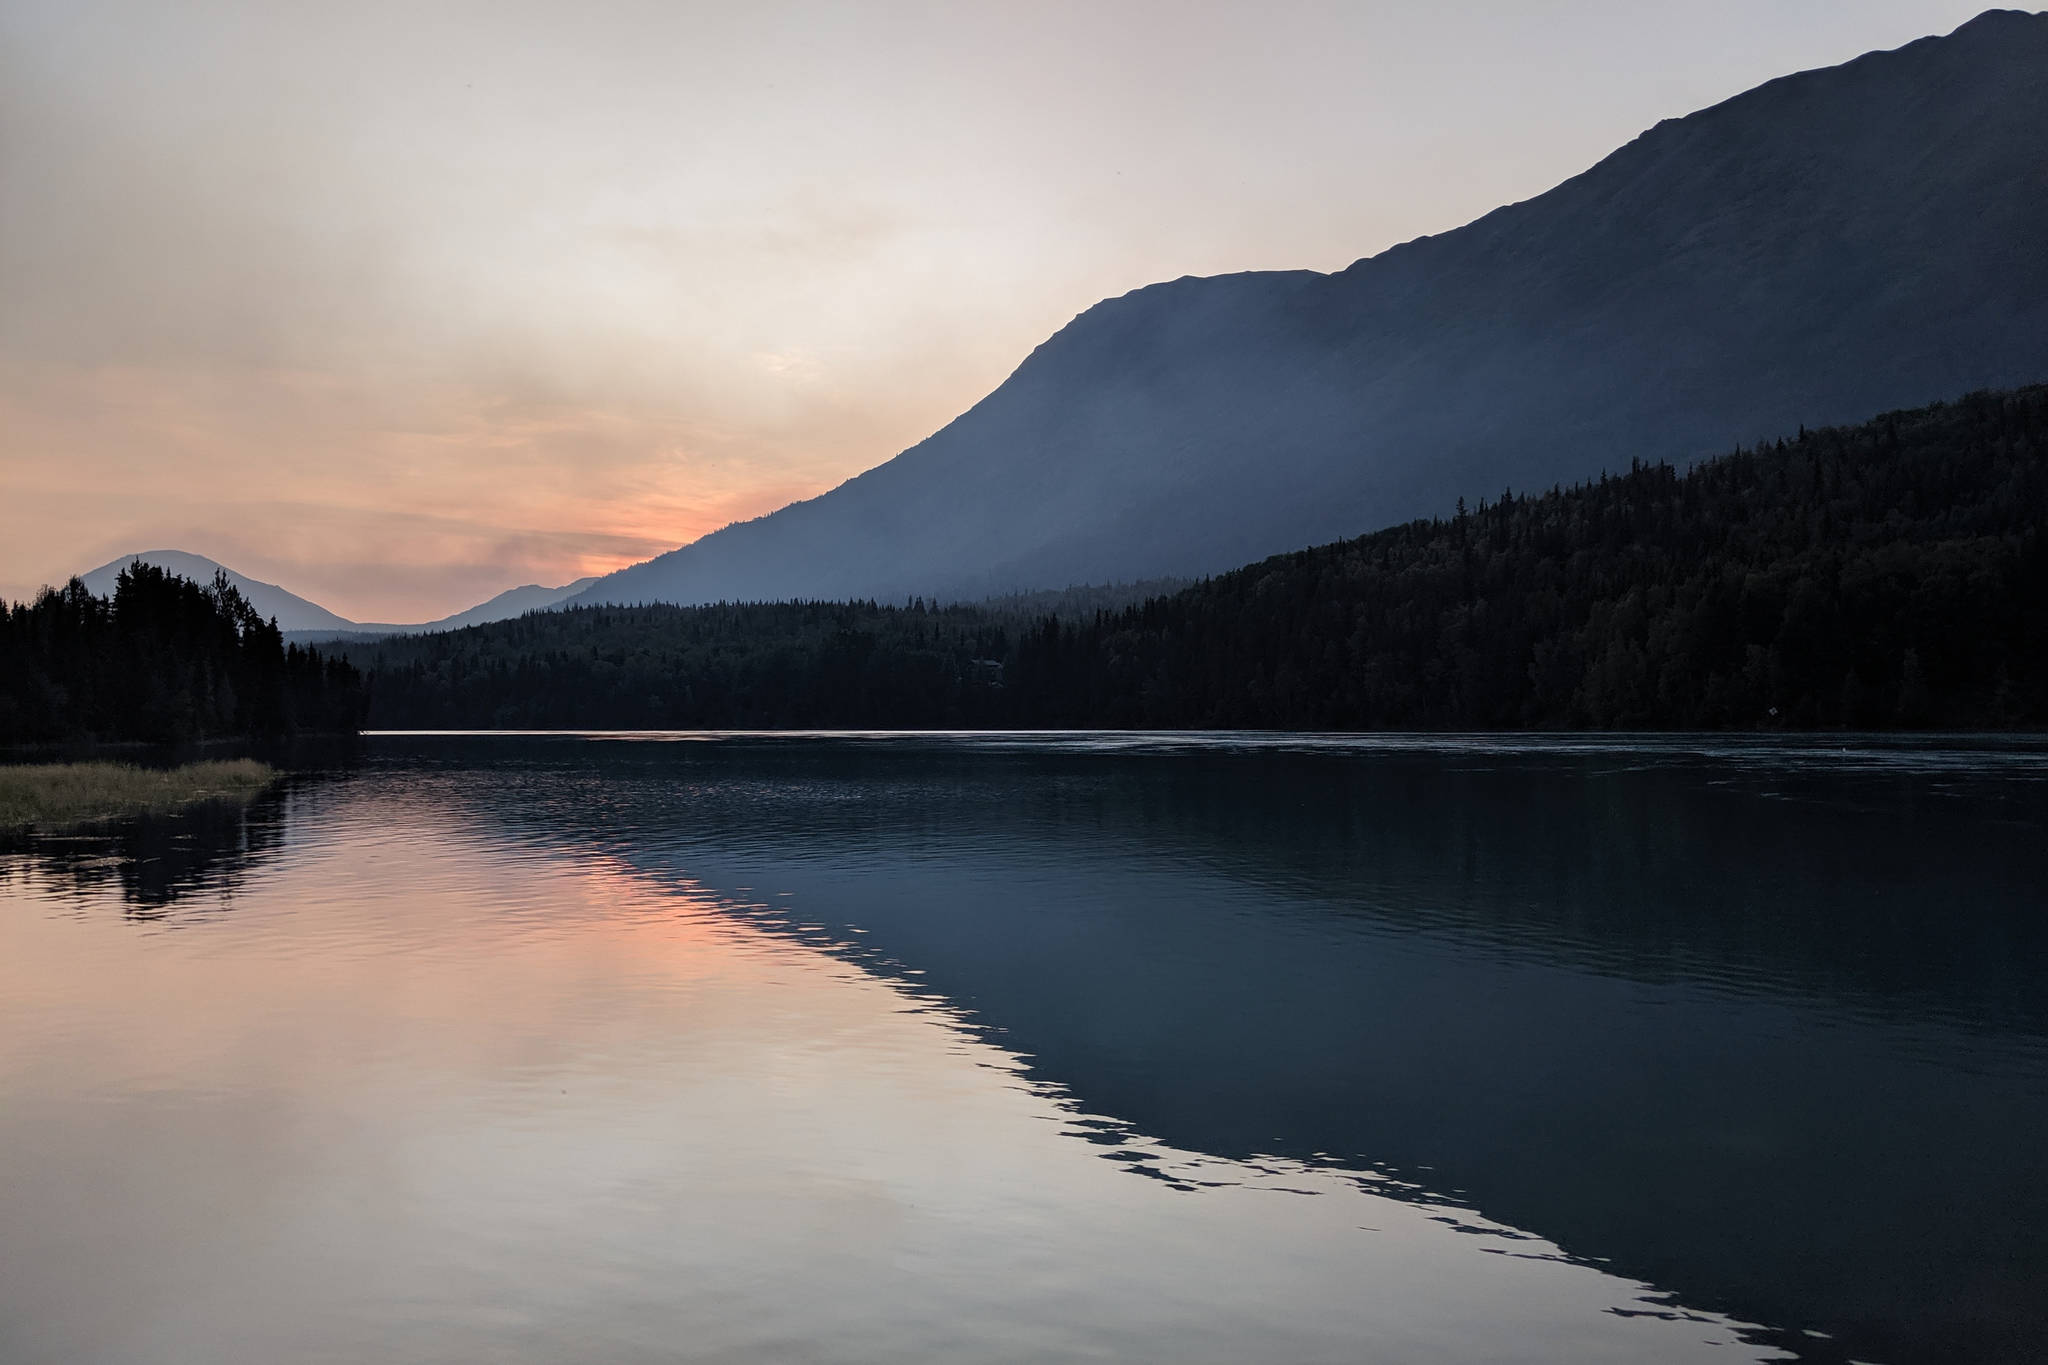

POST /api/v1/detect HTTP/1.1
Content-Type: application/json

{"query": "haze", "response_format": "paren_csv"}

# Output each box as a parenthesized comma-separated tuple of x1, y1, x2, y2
(0, 0, 1995, 621)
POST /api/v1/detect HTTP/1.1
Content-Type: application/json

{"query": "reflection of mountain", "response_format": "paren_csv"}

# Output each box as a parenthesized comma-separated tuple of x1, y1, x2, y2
(406, 735, 2048, 1365)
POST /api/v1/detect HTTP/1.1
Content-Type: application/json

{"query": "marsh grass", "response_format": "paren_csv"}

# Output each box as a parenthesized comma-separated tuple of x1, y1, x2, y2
(0, 759, 275, 831)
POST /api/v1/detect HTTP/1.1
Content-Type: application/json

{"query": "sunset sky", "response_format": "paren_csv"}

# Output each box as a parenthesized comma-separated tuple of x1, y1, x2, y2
(0, 0, 1995, 621)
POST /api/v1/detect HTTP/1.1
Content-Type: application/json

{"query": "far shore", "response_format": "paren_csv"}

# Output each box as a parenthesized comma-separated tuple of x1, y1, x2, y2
(0, 759, 276, 832)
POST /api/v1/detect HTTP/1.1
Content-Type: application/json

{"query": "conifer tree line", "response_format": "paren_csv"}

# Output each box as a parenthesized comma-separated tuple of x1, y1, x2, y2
(0, 564, 367, 745)
(354, 386, 2047, 732)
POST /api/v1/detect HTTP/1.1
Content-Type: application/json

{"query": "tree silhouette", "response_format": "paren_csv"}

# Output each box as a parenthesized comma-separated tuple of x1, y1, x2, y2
(0, 563, 367, 744)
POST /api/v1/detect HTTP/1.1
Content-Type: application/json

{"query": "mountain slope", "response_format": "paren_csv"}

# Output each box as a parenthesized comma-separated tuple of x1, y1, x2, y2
(355, 385, 2048, 733)
(73, 552, 595, 636)
(379, 578, 599, 634)
(575, 9, 2048, 608)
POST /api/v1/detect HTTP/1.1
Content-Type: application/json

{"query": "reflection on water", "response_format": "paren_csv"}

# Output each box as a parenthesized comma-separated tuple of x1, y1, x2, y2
(5, 789, 291, 915)
(3, 734, 2045, 1365)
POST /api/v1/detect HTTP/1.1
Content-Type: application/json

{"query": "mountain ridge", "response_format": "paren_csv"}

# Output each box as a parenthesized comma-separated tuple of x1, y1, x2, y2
(571, 8, 2048, 609)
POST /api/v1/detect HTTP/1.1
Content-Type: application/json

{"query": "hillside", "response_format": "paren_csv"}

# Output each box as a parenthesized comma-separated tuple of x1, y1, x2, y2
(570, 10, 2048, 610)
(356, 387, 2048, 732)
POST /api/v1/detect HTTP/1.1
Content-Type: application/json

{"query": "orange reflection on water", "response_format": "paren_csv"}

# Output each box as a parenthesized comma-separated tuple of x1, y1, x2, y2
(0, 793, 1774, 1365)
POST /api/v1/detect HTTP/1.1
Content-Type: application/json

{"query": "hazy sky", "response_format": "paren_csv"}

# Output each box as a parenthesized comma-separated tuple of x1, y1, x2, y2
(0, 0, 1999, 620)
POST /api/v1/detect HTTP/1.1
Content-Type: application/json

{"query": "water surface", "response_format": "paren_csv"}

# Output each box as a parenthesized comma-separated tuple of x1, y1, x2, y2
(3, 732, 2045, 1364)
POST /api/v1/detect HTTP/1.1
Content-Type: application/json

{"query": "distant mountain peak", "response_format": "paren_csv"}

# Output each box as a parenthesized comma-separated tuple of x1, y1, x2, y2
(77, 552, 356, 633)
(68, 551, 598, 639)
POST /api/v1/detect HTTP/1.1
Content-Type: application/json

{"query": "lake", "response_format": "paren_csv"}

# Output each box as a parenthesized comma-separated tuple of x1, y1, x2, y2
(3, 732, 2045, 1364)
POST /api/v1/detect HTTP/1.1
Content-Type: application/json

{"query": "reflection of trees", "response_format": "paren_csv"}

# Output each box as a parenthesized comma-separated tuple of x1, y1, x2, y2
(9, 786, 289, 917)
(425, 736, 2048, 1034)
(1075, 748, 2048, 1036)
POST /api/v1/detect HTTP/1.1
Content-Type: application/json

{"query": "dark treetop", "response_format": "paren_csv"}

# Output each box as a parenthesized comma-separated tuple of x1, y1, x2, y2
(355, 386, 2047, 732)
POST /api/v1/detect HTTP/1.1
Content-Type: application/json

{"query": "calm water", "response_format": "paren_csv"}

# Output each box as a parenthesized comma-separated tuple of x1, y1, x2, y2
(3, 734, 2046, 1365)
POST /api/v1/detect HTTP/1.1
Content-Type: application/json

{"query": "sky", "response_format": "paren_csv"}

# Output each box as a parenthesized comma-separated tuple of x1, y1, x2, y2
(0, 0, 2002, 621)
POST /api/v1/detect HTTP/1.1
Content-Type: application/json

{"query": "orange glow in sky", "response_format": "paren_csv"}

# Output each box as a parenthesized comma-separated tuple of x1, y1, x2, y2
(0, 0, 1993, 621)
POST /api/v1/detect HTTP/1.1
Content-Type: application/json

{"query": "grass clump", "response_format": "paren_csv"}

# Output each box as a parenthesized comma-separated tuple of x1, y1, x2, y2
(0, 759, 275, 831)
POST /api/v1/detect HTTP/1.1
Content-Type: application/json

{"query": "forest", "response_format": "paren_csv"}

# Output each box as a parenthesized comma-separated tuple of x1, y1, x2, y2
(354, 385, 2046, 731)
(0, 563, 368, 745)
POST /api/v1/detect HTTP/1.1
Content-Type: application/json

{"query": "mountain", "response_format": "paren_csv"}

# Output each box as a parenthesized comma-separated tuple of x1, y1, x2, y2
(573, 9, 2048, 609)
(78, 551, 357, 634)
(376, 577, 598, 635)
(72, 552, 595, 637)
(353, 385, 2048, 733)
